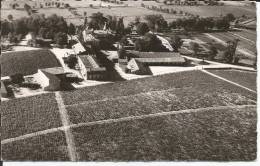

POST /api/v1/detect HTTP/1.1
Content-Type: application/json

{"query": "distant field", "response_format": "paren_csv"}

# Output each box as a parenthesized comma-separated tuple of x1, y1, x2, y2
(209, 32, 256, 54)
(1, 93, 61, 140)
(207, 69, 257, 91)
(75, 6, 183, 25)
(72, 106, 256, 160)
(156, 5, 256, 18)
(1, 9, 28, 20)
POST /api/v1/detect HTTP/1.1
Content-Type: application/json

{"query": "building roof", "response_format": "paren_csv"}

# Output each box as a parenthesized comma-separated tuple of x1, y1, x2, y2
(40, 67, 66, 75)
(127, 51, 182, 59)
(135, 57, 186, 65)
(78, 55, 100, 69)
(1, 49, 61, 77)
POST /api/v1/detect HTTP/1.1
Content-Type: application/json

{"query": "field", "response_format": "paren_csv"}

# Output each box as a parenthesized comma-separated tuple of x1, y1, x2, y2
(61, 70, 256, 105)
(209, 32, 256, 55)
(72, 106, 256, 161)
(1, 70, 257, 160)
(0, 49, 61, 77)
(1, 93, 62, 140)
(0, 9, 28, 20)
(207, 69, 257, 91)
(155, 5, 256, 18)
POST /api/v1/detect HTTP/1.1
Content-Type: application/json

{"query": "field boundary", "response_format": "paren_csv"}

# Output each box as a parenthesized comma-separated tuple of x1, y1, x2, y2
(1, 104, 256, 145)
(202, 70, 257, 94)
(55, 92, 78, 161)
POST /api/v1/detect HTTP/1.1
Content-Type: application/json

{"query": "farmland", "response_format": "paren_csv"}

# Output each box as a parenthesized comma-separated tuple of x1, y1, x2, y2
(155, 5, 256, 18)
(207, 69, 257, 91)
(0, 49, 61, 77)
(1, 93, 62, 139)
(208, 32, 256, 55)
(72, 106, 256, 161)
(61, 70, 256, 105)
(1, 69, 257, 161)
(2, 131, 69, 161)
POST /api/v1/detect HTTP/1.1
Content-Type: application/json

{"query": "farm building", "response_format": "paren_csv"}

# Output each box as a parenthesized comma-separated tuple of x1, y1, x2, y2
(35, 67, 67, 91)
(1, 81, 8, 98)
(77, 55, 107, 81)
(0, 49, 61, 77)
(126, 51, 187, 75)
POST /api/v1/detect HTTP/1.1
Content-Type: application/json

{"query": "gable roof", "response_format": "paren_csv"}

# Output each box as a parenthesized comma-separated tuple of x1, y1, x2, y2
(1, 49, 61, 77)
(72, 42, 86, 55)
(78, 55, 100, 69)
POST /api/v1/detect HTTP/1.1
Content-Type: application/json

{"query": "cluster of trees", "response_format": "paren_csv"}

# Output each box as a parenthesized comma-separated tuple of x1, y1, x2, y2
(86, 12, 130, 37)
(142, 4, 195, 17)
(1, 14, 76, 45)
(169, 13, 235, 31)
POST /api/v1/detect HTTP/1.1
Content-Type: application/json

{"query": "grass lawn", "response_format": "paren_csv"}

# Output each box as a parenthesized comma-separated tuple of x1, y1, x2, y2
(72, 106, 256, 161)
(2, 131, 69, 161)
(207, 69, 257, 91)
(1, 93, 62, 140)
(61, 70, 256, 106)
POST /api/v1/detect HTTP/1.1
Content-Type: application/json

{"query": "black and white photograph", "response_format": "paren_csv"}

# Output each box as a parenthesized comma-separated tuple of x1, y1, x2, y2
(0, 0, 258, 163)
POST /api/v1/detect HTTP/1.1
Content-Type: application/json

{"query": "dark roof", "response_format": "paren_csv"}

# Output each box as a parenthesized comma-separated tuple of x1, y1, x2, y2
(78, 55, 100, 69)
(135, 57, 186, 65)
(1, 49, 61, 77)
(127, 51, 181, 59)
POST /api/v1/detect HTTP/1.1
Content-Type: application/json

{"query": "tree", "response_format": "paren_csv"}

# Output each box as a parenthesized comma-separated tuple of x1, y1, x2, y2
(7, 14, 13, 21)
(208, 44, 218, 60)
(136, 22, 150, 36)
(64, 55, 78, 69)
(190, 42, 200, 56)
(144, 14, 167, 32)
(54, 32, 68, 46)
(88, 12, 107, 30)
(10, 74, 24, 84)
(170, 35, 183, 52)
(68, 23, 76, 35)
(116, 17, 125, 36)
(224, 13, 236, 22)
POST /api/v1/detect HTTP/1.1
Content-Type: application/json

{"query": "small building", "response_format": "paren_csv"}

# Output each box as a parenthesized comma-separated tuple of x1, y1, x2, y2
(1, 81, 8, 98)
(35, 67, 67, 91)
(77, 55, 107, 80)
(72, 42, 86, 55)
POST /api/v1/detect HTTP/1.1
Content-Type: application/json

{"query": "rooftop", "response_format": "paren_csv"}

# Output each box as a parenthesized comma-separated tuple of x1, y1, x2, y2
(127, 51, 182, 59)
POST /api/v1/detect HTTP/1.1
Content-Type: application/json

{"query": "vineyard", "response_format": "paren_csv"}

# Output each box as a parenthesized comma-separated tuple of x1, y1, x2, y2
(1, 93, 61, 139)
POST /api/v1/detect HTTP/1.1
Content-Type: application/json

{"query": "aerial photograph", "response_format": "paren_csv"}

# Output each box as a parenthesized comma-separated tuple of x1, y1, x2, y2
(0, 0, 257, 162)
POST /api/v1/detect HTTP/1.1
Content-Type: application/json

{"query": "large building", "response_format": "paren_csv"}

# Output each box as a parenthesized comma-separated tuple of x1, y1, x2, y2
(125, 51, 187, 75)
(77, 54, 108, 80)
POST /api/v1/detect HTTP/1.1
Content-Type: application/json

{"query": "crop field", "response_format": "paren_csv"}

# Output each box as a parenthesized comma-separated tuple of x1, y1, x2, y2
(156, 5, 256, 18)
(36, 8, 73, 18)
(72, 106, 256, 161)
(0, 49, 61, 77)
(1, 70, 257, 161)
(1, 93, 62, 140)
(207, 69, 257, 91)
(2, 131, 69, 161)
(208, 32, 256, 54)
(61, 70, 256, 105)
